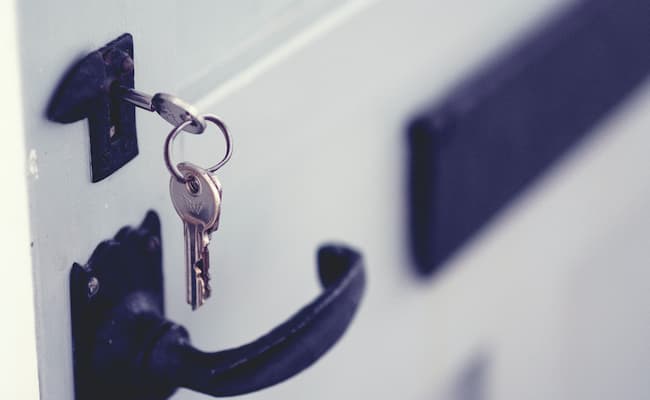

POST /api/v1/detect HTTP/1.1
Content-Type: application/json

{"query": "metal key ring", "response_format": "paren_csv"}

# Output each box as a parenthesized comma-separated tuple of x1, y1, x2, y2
(164, 114, 233, 182)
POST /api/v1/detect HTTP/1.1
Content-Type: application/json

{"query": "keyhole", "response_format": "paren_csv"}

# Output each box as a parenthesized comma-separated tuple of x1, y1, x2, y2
(109, 82, 122, 142)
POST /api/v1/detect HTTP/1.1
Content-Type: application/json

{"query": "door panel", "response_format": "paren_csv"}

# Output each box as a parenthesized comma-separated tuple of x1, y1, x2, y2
(16, 0, 650, 399)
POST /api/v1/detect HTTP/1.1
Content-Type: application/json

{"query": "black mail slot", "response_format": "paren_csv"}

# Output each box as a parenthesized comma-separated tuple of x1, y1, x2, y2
(408, 0, 650, 275)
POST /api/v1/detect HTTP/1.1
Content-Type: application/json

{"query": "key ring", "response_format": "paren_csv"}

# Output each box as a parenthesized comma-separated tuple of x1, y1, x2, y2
(164, 114, 233, 182)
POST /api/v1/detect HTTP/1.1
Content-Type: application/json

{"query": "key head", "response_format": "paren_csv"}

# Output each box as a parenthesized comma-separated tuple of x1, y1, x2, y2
(152, 93, 207, 134)
(170, 162, 222, 230)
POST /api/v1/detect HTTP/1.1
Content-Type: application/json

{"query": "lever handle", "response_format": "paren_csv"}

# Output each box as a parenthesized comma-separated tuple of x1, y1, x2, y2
(150, 245, 364, 397)
(70, 212, 366, 399)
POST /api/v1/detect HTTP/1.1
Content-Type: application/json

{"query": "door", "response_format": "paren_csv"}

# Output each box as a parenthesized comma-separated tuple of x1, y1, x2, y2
(6, 0, 650, 399)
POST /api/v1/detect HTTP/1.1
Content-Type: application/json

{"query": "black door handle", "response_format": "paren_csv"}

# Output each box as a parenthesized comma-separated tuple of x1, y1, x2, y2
(150, 244, 365, 397)
(70, 211, 366, 399)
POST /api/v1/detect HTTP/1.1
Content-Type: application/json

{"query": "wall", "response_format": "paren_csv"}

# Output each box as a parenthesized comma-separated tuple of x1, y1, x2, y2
(0, 0, 39, 398)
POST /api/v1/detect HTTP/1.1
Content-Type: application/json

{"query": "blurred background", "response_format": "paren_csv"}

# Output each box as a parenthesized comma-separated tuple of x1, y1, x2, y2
(3, 0, 649, 399)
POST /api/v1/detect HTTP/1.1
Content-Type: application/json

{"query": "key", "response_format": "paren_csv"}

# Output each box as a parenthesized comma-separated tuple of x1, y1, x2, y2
(169, 162, 223, 309)
(117, 86, 207, 133)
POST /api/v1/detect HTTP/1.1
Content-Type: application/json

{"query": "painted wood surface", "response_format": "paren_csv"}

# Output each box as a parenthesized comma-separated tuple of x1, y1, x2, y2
(16, 0, 650, 399)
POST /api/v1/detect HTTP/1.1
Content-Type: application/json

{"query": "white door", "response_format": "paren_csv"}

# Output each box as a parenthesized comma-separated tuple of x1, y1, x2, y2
(5, 0, 650, 399)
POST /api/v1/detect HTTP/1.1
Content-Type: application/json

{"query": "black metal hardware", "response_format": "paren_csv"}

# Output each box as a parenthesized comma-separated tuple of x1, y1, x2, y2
(47, 33, 137, 182)
(408, 0, 650, 275)
(70, 211, 366, 399)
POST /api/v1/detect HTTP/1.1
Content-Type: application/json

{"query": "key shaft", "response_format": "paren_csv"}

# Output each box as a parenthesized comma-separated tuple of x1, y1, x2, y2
(185, 223, 207, 308)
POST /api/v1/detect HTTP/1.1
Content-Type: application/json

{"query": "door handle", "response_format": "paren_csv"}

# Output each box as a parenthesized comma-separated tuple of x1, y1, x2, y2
(70, 211, 366, 399)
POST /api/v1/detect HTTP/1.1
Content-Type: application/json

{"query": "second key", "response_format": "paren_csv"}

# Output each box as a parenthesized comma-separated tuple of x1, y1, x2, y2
(169, 162, 223, 309)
